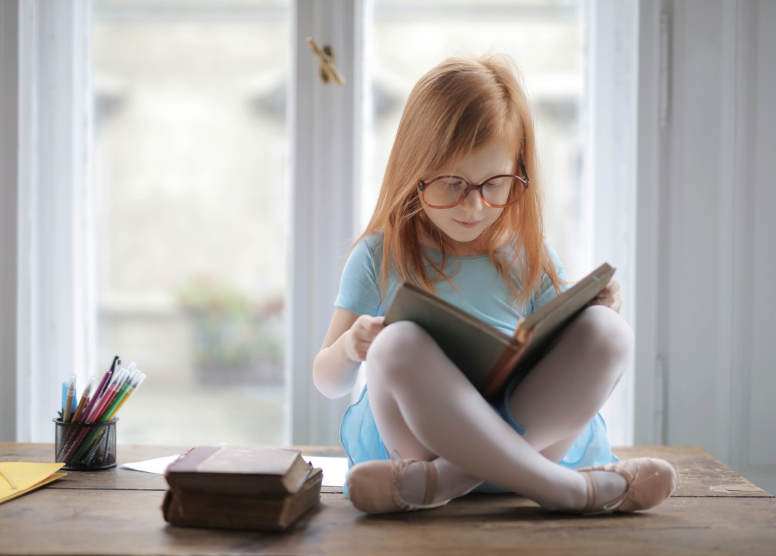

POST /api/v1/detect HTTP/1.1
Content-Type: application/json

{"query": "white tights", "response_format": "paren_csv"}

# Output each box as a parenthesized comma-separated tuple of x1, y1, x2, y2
(364, 305, 634, 511)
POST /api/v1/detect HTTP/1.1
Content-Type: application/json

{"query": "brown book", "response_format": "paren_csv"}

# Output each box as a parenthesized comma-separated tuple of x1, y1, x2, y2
(162, 467, 323, 532)
(165, 446, 312, 496)
(384, 263, 615, 403)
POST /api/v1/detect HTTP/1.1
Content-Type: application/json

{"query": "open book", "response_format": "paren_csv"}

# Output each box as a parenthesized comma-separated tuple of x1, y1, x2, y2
(383, 263, 615, 403)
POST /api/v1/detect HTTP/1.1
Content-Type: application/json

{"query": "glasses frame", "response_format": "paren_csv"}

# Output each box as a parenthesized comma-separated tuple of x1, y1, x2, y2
(418, 162, 530, 209)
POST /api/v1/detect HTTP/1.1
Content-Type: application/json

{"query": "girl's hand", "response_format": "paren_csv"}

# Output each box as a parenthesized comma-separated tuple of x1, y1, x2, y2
(587, 278, 623, 314)
(344, 315, 385, 362)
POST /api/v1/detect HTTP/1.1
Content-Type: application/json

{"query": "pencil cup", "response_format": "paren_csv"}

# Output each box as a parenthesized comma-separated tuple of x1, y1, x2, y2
(53, 418, 118, 470)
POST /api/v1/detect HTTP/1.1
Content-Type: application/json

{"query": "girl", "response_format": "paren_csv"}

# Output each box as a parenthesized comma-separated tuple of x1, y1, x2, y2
(313, 55, 676, 515)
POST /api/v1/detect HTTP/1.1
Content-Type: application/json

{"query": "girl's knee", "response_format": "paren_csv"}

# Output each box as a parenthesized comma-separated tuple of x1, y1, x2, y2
(575, 305, 634, 367)
(366, 321, 432, 379)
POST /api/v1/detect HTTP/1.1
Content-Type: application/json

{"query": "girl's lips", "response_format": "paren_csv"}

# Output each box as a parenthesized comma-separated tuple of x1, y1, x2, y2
(454, 219, 482, 228)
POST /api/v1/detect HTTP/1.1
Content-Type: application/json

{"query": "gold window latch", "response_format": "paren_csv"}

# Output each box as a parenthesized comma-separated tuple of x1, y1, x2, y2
(306, 37, 345, 86)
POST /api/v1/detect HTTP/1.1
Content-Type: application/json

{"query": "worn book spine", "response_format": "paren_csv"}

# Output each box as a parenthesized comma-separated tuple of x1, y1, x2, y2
(161, 468, 323, 532)
(480, 344, 524, 402)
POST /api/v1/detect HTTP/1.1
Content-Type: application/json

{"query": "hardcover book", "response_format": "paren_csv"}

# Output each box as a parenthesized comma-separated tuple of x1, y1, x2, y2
(383, 262, 615, 403)
(162, 467, 323, 532)
(165, 446, 313, 497)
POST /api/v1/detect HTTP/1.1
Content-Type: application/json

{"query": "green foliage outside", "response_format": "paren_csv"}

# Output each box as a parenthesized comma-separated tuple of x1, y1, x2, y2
(176, 277, 284, 382)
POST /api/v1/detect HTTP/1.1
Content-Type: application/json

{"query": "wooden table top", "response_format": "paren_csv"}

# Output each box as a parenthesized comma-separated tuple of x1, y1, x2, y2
(1, 443, 774, 555)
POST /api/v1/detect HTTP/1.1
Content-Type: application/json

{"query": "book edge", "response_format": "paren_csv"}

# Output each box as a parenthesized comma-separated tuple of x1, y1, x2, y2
(520, 263, 614, 331)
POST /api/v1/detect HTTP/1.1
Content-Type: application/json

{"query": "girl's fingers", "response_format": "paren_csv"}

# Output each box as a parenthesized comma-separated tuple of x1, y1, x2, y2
(355, 340, 373, 359)
(361, 329, 380, 343)
(597, 279, 620, 300)
(586, 277, 623, 313)
(354, 339, 371, 350)
(367, 319, 385, 333)
(589, 295, 614, 308)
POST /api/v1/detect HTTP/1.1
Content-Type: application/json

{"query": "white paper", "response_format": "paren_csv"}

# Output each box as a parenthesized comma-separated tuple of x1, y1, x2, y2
(118, 453, 349, 488)
(119, 454, 182, 474)
(302, 455, 348, 487)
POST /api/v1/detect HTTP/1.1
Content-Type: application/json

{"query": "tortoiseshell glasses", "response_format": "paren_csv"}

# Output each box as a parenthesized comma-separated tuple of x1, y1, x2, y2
(418, 162, 530, 209)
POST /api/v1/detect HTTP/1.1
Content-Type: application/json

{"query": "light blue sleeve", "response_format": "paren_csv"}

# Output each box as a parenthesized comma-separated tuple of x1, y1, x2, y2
(334, 237, 383, 317)
(530, 243, 568, 314)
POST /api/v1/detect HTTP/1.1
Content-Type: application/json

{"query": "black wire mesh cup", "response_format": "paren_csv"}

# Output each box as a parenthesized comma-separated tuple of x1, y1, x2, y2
(53, 418, 118, 470)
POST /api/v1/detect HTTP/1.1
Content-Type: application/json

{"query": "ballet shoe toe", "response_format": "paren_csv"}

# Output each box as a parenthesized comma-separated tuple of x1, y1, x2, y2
(346, 459, 407, 514)
(579, 457, 678, 515)
(614, 457, 677, 512)
(346, 451, 450, 515)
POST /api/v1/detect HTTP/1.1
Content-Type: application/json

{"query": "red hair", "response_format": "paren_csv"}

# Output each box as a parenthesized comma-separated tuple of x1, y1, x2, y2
(352, 54, 562, 309)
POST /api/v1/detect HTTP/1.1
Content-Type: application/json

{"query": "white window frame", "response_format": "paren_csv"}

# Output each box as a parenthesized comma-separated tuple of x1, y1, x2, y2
(584, 0, 639, 447)
(2, 0, 94, 442)
(633, 0, 665, 446)
(4, 0, 641, 448)
(1, 0, 364, 446)
(287, 0, 364, 445)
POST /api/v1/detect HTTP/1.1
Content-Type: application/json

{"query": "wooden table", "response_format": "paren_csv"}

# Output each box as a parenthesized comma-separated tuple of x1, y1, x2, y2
(1, 443, 774, 555)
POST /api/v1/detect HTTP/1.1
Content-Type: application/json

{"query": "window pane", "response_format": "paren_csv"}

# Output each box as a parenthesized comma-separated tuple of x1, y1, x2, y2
(92, 0, 289, 445)
(367, 0, 586, 278)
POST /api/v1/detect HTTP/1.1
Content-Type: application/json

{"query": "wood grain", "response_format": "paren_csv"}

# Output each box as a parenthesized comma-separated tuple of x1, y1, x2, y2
(1, 443, 774, 556)
(613, 445, 773, 497)
(1, 489, 775, 555)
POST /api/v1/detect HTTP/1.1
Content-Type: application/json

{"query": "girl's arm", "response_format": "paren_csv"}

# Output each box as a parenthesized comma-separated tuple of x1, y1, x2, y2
(313, 307, 385, 399)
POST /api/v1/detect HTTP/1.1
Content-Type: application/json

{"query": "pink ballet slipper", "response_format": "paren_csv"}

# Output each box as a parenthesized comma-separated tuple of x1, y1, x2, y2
(346, 450, 450, 515)
(578, 457, 678, 515)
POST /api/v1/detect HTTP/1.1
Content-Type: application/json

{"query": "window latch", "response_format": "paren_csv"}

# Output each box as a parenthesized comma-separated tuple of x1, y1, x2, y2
(306, 37, 345, 86)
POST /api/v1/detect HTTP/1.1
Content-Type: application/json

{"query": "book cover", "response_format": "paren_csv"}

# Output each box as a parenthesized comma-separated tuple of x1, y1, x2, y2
(165, 446, 313, 496)
(383, 263, 615, 402)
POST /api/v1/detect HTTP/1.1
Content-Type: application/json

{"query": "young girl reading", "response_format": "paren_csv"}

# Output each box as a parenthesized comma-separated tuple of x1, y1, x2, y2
(313, 55, 676, 515)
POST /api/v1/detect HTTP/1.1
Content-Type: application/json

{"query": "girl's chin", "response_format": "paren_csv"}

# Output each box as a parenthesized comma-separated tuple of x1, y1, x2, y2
(441, 226, 484, 243)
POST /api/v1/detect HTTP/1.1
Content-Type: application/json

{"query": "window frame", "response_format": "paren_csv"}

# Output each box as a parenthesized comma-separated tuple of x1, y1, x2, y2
(4, 0, 641, 448)
(2, 0, 95, 442)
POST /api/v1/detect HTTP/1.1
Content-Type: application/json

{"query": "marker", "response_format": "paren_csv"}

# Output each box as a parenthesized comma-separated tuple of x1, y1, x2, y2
(106, 373, 146, 421)
(63, 374, 77, 423)
(102, 370, 136, 421)
(82, 369, 112, 422)
(101, 356, 121, 399)
(86, 368, 127, 423)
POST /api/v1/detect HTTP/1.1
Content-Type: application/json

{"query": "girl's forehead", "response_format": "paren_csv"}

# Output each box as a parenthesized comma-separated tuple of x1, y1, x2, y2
(435, 142, 516, 177)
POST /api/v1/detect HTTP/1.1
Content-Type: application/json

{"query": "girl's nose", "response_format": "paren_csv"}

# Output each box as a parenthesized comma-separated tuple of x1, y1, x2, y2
(461, 189, 483, 212)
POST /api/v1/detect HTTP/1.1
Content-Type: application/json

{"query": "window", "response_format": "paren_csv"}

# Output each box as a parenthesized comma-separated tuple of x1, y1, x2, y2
(365, 0, 588, 279)
(92, 0, 290, 445)
(11, 0, 635, 447)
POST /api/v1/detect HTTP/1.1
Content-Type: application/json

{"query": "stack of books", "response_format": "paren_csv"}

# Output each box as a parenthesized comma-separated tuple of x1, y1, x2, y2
(162, 446, 323, 532)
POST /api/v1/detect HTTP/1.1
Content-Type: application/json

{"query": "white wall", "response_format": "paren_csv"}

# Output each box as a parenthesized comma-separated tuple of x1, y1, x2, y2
(635, 0, 776, 494)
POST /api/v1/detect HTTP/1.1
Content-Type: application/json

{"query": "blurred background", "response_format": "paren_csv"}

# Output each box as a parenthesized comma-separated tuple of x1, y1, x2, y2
(2, 0, 775, 495)
(92, 0, 588, 446)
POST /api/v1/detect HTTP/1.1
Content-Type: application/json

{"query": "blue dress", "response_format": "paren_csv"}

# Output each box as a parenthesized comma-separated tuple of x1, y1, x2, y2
(335, 234, 619, 495)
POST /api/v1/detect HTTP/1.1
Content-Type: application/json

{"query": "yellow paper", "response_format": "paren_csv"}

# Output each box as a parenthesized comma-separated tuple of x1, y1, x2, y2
(0, 462, 67, 504)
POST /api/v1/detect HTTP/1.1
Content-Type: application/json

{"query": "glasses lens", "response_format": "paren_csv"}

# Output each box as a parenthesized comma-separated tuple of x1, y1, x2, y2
(480, 176, 515, 206)
(424, 177, 468, 207)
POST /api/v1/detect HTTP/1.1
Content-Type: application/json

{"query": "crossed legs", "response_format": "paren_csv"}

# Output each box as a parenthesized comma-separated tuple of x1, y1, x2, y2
(363, 305, 634, 511)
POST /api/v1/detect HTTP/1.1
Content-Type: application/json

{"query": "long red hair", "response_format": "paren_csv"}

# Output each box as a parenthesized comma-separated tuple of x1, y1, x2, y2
(353, 54, 562, 309)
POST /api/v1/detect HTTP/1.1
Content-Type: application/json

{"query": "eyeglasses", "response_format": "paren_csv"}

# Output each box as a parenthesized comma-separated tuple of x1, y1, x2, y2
(418, 163, 529, 209)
